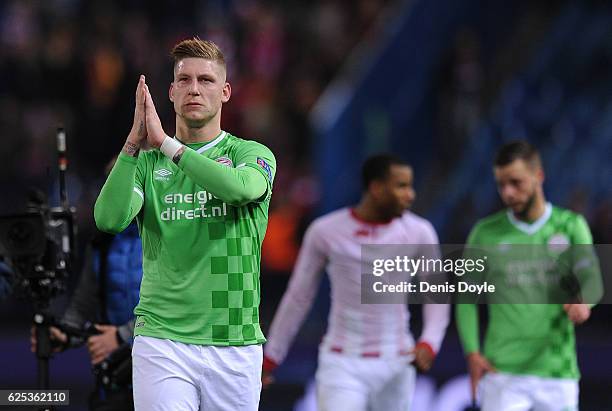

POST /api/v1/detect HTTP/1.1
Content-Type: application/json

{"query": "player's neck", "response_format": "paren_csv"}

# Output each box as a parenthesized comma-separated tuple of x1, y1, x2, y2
(353, 200, 392, 224)
(175, 118, 222, 144)
(515, 194, 547, 223)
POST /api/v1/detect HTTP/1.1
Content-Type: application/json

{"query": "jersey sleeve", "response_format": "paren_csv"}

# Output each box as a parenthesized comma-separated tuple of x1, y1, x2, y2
(177, 141, 275, 206)
(94, 152, 145, 234)
(263, 221, 327, 366)
(233, 140, 276, 202)
(419, 219, 440, 256)
(569, 215, 603, 305)
(455, 223, 482, 355)
(415, 220, 450, 353)
(570, 214, 593, 245)
(456, 303, 480, 354)
(420, 304, 450, 354)
(134, 152, 146, 201)
(417, 219, 442, 276)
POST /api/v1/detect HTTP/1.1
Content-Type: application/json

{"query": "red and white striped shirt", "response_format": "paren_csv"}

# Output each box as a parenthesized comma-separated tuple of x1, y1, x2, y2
(264, 208, 450, 365)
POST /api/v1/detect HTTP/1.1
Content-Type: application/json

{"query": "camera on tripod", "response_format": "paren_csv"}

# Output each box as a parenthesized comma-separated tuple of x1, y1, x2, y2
(0, 196, 75, 306)
(0, 127, 75, 308)
(0, 128, 77, 403)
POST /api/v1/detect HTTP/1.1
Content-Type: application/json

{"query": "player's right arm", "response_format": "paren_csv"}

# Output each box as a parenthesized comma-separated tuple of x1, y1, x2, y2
(94, 76, 147, 234)
(262, 221, 327, 384)
(456, 304, 495, 400)
(455, 224, 495, 399)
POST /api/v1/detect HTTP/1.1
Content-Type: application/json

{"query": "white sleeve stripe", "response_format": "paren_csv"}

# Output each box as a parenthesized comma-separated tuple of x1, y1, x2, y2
(236, 163, 246, 168)
(133, 187, 144, 200)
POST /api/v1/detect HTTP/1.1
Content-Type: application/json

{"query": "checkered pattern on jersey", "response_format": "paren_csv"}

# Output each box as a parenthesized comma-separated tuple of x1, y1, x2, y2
(206, 210, 261, 344)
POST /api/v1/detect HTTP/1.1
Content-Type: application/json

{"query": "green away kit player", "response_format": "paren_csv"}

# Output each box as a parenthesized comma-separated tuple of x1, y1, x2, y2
(94, 38, 275, 411)
(456, 141, 602, 411)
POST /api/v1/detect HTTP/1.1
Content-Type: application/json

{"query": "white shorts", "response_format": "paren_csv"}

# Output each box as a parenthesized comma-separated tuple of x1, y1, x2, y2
(315, 350, 416, 411)
(132, 335, 262, 411)
(480, 372, 579, 411)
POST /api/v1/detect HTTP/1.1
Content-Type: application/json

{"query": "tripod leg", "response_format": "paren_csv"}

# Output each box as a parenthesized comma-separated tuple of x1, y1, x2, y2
(34, 313, 51, 388)
(34, 312, 55, 411)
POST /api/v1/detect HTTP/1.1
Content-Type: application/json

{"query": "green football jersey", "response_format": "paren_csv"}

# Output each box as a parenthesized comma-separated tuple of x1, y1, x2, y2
(456, 203, 596, 379)
(130, 131, 275, 345)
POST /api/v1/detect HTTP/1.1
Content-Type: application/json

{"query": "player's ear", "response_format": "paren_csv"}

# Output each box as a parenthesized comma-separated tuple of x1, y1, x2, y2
(369, 180, 384, 198)
(537, 167, 545, 184)
(221, 82, 231, 103)
(169, 83, 175, 102)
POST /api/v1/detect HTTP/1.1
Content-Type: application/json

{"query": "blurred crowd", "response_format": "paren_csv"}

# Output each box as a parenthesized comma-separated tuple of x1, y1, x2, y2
(1, 0, 608, 273)
(0, 0, 391, 273)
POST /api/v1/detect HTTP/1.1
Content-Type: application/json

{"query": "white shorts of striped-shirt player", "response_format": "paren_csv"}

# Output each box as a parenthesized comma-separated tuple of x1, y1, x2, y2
(315, 348, 416, 411)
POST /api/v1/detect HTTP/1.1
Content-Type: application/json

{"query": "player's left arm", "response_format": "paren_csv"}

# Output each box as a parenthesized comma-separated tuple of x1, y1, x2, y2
(143, 84, 274, 206)
(564, 214, 602, 323)
(415, 304, 450, 371)
(176, 143, 274, 206)
(415, 221, 450, 371)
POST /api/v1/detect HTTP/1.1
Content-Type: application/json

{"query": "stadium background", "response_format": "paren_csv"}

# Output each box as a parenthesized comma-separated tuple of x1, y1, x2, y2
(0, 0, 610, 409)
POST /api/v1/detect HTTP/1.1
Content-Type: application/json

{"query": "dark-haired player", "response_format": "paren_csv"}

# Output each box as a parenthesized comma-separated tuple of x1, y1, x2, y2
(263, 154, 449, 411)
(456, 140, 600, 411)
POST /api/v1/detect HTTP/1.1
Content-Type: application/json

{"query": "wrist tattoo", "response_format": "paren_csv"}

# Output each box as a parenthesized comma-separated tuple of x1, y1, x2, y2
(138, 121, 144, 137)
(172, 147, 186, 164)
(123, 141, 140, 157)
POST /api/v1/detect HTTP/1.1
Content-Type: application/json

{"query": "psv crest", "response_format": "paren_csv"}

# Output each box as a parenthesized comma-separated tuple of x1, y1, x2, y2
(548, 233, 570, 253)
(215, 156, 233, 167)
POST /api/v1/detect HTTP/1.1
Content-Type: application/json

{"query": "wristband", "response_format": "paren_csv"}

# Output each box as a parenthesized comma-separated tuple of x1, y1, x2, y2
(415, 341, 436, 358)
(262, 356, 278, 372)
(160, 136, 182, 159)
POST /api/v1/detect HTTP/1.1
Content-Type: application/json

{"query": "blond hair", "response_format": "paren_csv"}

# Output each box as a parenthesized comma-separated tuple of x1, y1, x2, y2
(171, 37, 226, 70)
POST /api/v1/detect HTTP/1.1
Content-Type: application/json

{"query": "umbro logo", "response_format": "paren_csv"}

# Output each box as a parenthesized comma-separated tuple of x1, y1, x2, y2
(155, 168, 173, 177)
(154, 168, 173, 181)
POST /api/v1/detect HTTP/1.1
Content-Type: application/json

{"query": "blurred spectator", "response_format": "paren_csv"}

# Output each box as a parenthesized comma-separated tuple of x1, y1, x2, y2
(0, 0, 389, 237)
(0, 260, 13, 299)
(437, 27, 484, 169)
(450, 28, 483, 140)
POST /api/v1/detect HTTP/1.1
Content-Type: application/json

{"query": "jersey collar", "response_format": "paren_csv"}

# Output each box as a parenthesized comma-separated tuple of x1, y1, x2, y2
(174, 130, 227, 154)
(196, 131, 227, 153)
(506, 202, 552, 235)
(349, 208, 393, 226)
